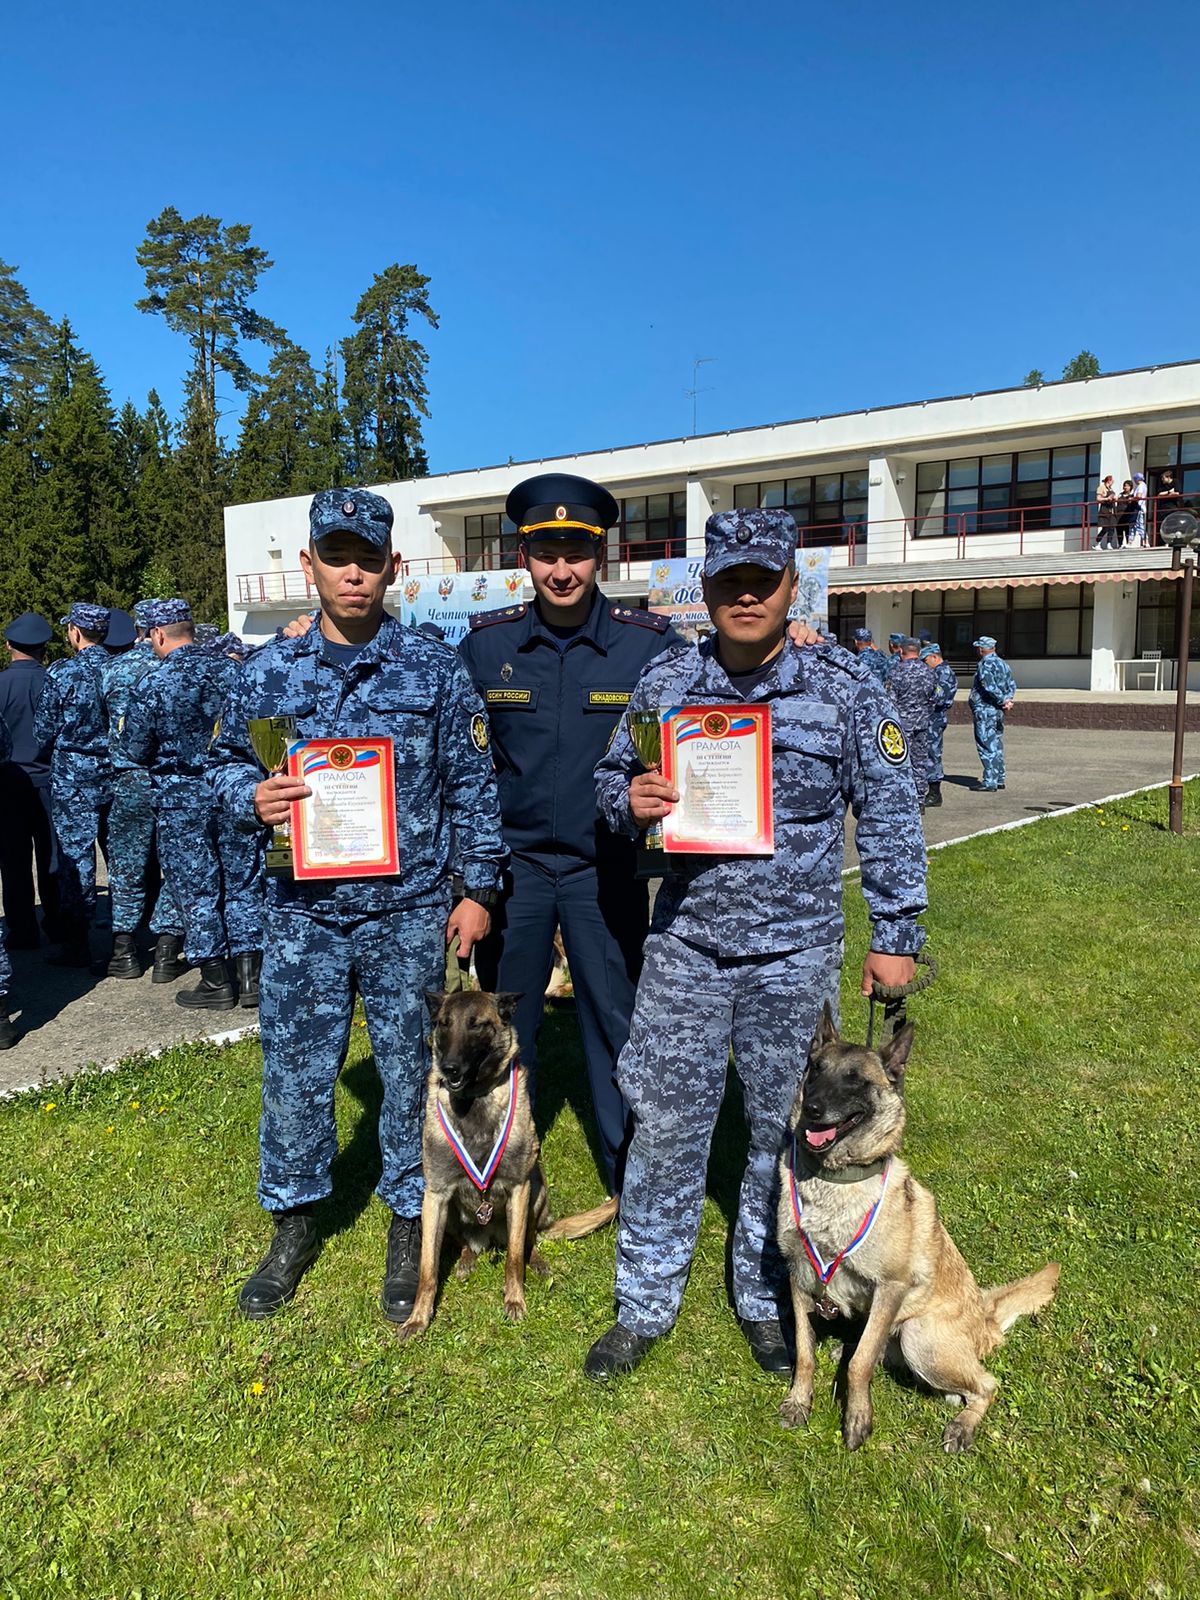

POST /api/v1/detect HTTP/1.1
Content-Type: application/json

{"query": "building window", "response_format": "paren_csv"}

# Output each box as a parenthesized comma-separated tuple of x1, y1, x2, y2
(464, 512, 519, 571)
(1137, 579, 1199, 658)
(915, 445, 1101, 536)
(733, 474, 867, 546)
(827, 592, 865, 642)
(911, 584, 1094, 658)
(619, 492, 687, 560)
(1144, 433, 1200, 504)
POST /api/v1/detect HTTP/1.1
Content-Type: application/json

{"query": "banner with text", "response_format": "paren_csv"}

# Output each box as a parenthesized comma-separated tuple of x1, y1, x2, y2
(648, 549, 829, 639)
(391, 570, 528, 645)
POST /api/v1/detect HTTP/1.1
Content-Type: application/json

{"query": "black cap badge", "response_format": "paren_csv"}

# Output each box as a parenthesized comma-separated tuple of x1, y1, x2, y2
(736, 527, 752, 544)
(343, 499, 357, 517)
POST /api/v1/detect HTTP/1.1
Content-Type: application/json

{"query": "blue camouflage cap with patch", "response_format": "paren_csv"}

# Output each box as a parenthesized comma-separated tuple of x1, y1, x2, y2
(309, 487, 394, 549)
(888, 632, 904, 644)
(973, 634, 997, 649)
(144, 598, 193, 627)
(851, 627, 873, 642)
(61, 602, 111, 633)
(133, 600, 158, 629)
(703, 509, 796, 577)
(919, 643, 942, 659)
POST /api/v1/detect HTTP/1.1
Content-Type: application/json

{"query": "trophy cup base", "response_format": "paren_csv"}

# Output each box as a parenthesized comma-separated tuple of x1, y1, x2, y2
(636, 848, 665, 880)
(265, 846, 294, 875)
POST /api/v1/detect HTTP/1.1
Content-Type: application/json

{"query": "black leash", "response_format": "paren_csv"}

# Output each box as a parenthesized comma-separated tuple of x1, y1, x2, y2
(865, 951, 938, 1049)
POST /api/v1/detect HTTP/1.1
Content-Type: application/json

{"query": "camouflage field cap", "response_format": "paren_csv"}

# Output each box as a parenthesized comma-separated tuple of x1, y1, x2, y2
(144, 598, 193, 627)
(133, 600, 159, 629)
(919, 643, 942, 659)
(851, 627, 873, 643)
(193, 622, 220, 647)
(973, 635, 997, 649)
(703, 509, 796, 577)
(309, 488, 394, 549)
(61, 602, 111, 633)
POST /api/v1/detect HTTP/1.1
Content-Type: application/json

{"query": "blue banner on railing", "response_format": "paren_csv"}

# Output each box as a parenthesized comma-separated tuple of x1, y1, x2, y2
(392, 570, 528, 645)
(648, 551, 829, 639)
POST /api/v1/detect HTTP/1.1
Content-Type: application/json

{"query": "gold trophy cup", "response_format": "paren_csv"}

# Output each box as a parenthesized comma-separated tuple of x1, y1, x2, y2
(247, 715, 298, 874)
(629, 709, 665, 879)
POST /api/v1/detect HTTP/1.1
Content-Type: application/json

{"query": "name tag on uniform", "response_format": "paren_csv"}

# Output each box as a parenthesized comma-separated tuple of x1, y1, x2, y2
(584, 690, 632, 710)
(484, 687, 536, 708)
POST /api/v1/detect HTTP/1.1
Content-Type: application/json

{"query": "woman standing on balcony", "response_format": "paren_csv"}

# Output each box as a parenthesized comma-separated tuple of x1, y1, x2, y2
(1130, 473, 1149, 548)
(1095, 475, 1119, 549)
(1116, 480, 1137, 548)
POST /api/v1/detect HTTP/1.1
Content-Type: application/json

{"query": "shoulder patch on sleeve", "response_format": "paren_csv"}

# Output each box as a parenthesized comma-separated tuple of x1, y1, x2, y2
(469, 711, 489, 752)
(470, 604, 527, 631)
(876, 717, 908, 766)
(610, 606, 669, 632)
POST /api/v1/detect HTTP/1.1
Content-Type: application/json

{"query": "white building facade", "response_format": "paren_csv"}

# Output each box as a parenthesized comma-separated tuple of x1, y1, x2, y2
(224, 360, 1200, 691)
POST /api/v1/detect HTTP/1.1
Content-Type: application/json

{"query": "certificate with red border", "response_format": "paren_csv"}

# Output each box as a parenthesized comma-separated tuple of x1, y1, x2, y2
(660, 704, 774, 855)
(286, 738, 400, 880)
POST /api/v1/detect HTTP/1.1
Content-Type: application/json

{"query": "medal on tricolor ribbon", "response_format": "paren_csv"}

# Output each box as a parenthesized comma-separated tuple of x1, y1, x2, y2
(789, 1140, 892, 1312)
(436, 1067, 519, 1226)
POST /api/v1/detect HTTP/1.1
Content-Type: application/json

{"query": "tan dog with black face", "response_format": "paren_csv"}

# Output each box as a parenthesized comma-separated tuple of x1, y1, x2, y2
(397, 990, 617, 1340)
(777, 1005, 1058, 1452)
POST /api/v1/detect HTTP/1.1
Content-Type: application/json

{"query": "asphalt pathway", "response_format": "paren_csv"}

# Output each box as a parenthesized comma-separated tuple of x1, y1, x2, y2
(2, 724, 1195, 1097)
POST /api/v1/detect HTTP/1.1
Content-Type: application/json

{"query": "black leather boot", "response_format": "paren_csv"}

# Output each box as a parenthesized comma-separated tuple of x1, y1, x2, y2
(151, 935, 187, 984)
(175, 958, 237, 1010)
(740, 1317, 793, 1374)
(925, 781, 943, 807)
(584, 1322, 659, 1379)
(107, 933, 141, 979)
(236, 951, 262, 1009)
(380, 1213, 423, 1322)
(237, 1210, 320, 1319)
(0, 1007, 16, 1049)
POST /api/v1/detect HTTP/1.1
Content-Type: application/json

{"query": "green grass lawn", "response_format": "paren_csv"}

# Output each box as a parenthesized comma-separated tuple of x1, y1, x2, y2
(3, 784, 1199, 1599)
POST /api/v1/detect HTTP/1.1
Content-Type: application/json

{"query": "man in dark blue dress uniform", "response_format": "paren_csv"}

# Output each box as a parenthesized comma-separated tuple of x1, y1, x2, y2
(458, 474, 685, 1195)
(0, 611, 60, 948)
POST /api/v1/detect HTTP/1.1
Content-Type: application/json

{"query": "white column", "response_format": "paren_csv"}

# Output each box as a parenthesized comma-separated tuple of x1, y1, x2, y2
(866, 455, 915, 564)
(865, 591, 911, 644)
(1090, 581, 1138, 691)
(1099, 427, 1131, 488)
(685, 478, 716, 559)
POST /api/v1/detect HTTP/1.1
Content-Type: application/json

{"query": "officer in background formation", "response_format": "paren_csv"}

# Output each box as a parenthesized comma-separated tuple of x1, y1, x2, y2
(969, 634, 1016, 791)
(850, 626, 889, 686)
(921, 642, 958, 808)
(0, 611, 61, 948)
(586, 509, 927, 1379)
(120, 600, 265, 1010)
(0, 714, 17, 1047)
(100, 601, 187, 981)
(32, 602, 114, 967)
(458, 473, 684, 1196)
(887, 636, 938, 809)
(209, 489, 506, 1323)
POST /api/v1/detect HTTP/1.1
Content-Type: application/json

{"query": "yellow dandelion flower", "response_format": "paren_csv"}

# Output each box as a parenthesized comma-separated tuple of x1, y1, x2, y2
(1099, 821, 1107, 828)
(105, 1125, 114, 1134)
(1121, 824, 1130, 832)
(249, 1381, 265, 1397)
(42, 1102, 56, 1113)
(130, 1101, 140, 1109)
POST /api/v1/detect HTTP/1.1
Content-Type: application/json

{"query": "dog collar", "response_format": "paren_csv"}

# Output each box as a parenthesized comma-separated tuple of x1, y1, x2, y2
(790, 1141, 890, 1185)
(789, 1137, 892, 1288)
(436, 1066, 518, 1205)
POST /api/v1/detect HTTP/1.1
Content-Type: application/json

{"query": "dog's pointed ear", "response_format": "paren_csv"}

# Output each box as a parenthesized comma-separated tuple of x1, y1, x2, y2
(425, 990, 448, 1022)
(809, 1001, 839, 1060)
(878, 1020, 914, 1089)
(492, 991, 522, 1023)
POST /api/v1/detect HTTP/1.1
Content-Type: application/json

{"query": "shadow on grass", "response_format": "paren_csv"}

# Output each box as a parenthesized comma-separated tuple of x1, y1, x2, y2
(534, 1005, 612, 1191)
(314, 1055, 384, 1244)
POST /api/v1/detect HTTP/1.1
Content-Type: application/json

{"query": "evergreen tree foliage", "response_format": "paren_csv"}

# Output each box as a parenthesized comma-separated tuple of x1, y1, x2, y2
(340, 264, 437, 483)
(1062, 350, 1101, 381)
(167, 370, 232, 624)
(1023, 368, 1045, 387)
(0, 258, 56, 440)
(232, 340, 327, 503)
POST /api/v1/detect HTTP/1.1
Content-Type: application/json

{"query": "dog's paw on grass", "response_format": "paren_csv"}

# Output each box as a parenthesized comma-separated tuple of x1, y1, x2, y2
(778, 1395, 811, 1429)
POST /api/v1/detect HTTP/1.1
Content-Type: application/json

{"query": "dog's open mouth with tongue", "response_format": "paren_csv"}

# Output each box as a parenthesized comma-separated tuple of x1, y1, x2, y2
(801, 1111, 862, 1150)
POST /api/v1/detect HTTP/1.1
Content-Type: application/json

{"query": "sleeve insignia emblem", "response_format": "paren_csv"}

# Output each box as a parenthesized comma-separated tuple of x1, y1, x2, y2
(876, 718, 908, 766)
(470, 712, 489, 753)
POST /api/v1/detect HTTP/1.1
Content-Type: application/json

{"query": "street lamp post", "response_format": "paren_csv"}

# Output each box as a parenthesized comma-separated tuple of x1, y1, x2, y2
(1159, 511, 1199, 834)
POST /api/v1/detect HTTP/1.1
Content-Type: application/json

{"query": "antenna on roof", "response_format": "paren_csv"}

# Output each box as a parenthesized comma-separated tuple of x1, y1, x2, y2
(685, 357, 717, 436)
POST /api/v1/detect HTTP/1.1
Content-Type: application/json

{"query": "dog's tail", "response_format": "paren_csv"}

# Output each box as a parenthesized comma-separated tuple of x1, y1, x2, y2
(983, 1262, 1060, 1335)
(541, 1195, 619, 1241)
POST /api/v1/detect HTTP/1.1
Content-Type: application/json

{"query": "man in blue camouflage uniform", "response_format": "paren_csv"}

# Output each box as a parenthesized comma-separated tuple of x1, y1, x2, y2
(585, 509, 927, 1379)
(100, 602, 187, 981)
(921, 642, 958, 807)
(0, 611, 61, 948)
(209, 488, 506, 1322)
(887, 636, 938, 809)
(883, 631, 904, 689)
(32, 602, 114, 966)
(850, 626, 889, 687)
(120, 599, 264, 1010)
(458, 472, 686, 1195)
(969, 634, 1016, 791)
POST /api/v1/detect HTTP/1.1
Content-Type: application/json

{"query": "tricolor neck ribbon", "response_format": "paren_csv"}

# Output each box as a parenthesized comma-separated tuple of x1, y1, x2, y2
(436, 1067, 518, 1193)
(789, 1140, 892, 1287)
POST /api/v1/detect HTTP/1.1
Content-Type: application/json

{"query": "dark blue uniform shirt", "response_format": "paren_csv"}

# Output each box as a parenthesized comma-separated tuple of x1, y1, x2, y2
(458, 590, 684, 869)
(0, 661, 50, 785)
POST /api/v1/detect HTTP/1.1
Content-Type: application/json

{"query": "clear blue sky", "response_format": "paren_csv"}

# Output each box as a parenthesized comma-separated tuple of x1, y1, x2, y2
(7, 0, 1197, 474)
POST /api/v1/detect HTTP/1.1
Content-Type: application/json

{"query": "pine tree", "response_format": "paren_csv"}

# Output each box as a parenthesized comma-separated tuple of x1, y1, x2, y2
(167, 370, 231, 623)
(341, 264, 437, 482)
(1062, 350, 1101, 381)
(232, 339, 326, 502)
(0, 259, 55, 441)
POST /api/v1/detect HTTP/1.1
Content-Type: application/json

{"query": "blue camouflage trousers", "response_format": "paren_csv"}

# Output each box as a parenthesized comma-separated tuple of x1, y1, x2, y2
(51, 764, 112, 926)
(0, 919, 10, 998)
(972, 704, 1006, 787)
(156, 792, 264, 962)
(927, 713, 948, 783)
(107, 771, 181, 936)
(257, 900, 447, 1216)
(614, 931, 842, 1337)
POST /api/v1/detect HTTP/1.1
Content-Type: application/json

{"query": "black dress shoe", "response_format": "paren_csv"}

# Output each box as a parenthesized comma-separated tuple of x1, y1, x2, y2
(176, 958, 237, 1010)
(380, 1213, 422, 1322)
(237, 1211, 320, 1319)
(107, 933, 141, 979)
(584, 1322, 658, 1379)
(740, 1317, 793, 1374)
(151, 934, 187, 983)
(236, 951, 261, 1009)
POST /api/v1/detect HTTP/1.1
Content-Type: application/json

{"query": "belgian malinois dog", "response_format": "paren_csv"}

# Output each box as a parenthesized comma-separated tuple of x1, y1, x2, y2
(397, 989, 618, 1340)
(777, 1005, 1058, 1452)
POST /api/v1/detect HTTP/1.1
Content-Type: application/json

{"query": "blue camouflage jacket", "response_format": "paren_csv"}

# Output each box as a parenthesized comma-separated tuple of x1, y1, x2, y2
(208, 614, 507, 916)
(595, 639, 927, 958)
(31, 648, 111, 774)
(856, 646, 890, 687)
(101, 643, 161, 774)
(120, 643, 234, 808)
(930, 662, 958, 716)
(887, 657, 938, 732)
(970, 652, 1017, 709)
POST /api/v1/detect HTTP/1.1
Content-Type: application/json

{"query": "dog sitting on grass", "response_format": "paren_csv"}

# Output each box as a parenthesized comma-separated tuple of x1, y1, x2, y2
(397, 989, 617, 1340)
(777, 1005, 1059, 1452)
